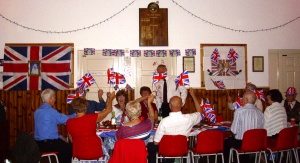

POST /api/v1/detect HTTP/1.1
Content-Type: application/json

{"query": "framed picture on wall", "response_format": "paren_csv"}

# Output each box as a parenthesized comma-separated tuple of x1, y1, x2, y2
(200, 44, 247, 89)
(183, 56, 195, 73)
(28, 61, 41, 76)
(252, 56, 264, 72)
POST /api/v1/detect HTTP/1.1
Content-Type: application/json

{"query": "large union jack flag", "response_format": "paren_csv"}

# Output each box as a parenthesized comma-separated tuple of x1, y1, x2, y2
(76, 73, 95, 90)
(175, 70, 189, 86)
(3, 45, 71, 90)
(152, 71, 167, 84)
(67, 92, 84, 104)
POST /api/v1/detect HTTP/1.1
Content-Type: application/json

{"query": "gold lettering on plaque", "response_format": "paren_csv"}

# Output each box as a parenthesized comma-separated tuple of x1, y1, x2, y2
(139, 3, 168, 46)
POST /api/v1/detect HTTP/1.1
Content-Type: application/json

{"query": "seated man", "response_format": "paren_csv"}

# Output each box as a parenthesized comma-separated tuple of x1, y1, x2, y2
(70, 88, 106, 114)
(224, 92, 264, 162)
(227, 83, 263, 111)
(151, 88, 202, 163)
(282, 87, 300, 124)
(34, 89, 76, 163)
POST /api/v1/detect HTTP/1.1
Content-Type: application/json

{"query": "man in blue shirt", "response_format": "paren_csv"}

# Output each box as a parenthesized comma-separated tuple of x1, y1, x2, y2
(34, 89, 76, 163)
(69, 88, 106, 114)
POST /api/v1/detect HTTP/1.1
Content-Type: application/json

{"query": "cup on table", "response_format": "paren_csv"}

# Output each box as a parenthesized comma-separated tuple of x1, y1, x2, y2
(291, 118, 295, 125)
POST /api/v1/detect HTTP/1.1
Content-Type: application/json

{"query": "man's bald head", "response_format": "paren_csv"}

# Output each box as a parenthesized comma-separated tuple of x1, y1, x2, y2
(243, 91, 257, 105)
(169, 96, 182, 112)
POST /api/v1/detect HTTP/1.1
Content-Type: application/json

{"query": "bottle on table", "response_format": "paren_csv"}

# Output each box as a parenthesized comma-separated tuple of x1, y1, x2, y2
(111, 111, 117, 129)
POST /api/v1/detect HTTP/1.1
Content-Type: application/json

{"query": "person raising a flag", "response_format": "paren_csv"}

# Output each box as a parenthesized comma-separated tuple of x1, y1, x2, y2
(153, 64, 187, 118)
(227, 83, 264, 111)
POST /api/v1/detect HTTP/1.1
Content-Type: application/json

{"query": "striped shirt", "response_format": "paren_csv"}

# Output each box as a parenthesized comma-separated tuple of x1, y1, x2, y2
(116, 119, 152, 144)
(264, 102, 287, 136)
(231, 103, 264, 140)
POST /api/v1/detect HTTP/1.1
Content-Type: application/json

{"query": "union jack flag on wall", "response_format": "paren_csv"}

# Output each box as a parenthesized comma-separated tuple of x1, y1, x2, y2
(76, 73, 95, 90)
(3, 45, 72, 90)
(84, 48, 95, 55)
(156, 50, 167, 57)
(185, 49, 196, 56)
(227, 48, 239, 64)
(211, 48, 220, 64)
(211, 79, 226, 90)
(115, 49, 125, 57)
(169, 49, 180, 57)
(174, 70, 189, 86)
(144, 50, 155, 57)
(130, 50, 141, 57)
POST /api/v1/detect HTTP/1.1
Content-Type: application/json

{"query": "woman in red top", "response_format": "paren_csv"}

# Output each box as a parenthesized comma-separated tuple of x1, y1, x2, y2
(138, 86, 158, 123)
(66, 92, 115, 160)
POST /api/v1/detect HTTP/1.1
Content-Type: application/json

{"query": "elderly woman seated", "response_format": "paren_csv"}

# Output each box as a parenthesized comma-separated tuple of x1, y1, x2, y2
(115, 94, 155, 144)
(66, 92, 115, 160)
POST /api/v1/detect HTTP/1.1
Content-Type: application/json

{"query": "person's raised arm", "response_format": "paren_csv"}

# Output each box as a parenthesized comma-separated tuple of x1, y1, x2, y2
(147, 94, 155, 122)
(189, 88, 201, 114)
(97, 92, 115, 122)
(134, 95, 148, 103)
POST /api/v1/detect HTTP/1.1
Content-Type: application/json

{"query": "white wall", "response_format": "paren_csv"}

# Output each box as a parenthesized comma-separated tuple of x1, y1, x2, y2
(1, 0, 300, 88)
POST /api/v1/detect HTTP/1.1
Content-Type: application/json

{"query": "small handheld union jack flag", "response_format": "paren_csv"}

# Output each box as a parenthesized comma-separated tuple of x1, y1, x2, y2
(152, 71, 167, 84)
(227, 48, 239, 64)
(235, 91, 243, 109)
(107, 68, 115, 83)
(203, 99, 216, 124)
(76, 73, 95, 90)
(110, 72, 126, 85)
(211, 79, 226, 90)
(67, 92, 84, 104)
(252, 89, 265, 101)
(175, 70, 190, 86)
(211, 48, 220, 64)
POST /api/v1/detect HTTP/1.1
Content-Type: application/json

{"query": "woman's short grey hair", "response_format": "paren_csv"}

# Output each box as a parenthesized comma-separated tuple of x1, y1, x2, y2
(125, 101, 141, 120)
(41, 89, 55, 102)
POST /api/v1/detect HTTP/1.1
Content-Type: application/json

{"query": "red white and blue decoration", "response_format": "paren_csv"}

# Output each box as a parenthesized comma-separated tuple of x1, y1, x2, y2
(3, 45, 72, 90)
(203, 99, 216, 124)
(115, 49, 125, 57)
(185, 49, 196, 56)
(130, 50, 141, 57)
(144, 50, 155, 57)
(227, 48, 239, 64)
(84, 48, 95, 55)
(156, 50, 167, 57)
(211, 79, 226, 90)
(76, 73, 95, 90)
(102, 49, 114, 56)
(169, 49, 181, 57)
(67, 92, 84, 104)
(107, 68, 115, 83)
(235, 92, 243, 109)
(152, 71, 167, 84)
(175, 70, 189, 87)
(251, 89, 265, 101)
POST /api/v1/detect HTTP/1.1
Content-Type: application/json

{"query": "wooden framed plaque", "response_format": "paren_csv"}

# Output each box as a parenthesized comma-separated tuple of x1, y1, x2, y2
(139, 3, 168, 46)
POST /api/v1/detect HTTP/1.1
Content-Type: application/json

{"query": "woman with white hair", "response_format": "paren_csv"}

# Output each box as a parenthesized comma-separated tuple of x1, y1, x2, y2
(115, 94, 155, 144)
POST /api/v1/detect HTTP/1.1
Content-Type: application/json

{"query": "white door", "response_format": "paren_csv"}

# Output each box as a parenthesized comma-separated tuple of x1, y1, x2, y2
(135, 56, 177, 99)
(269, 49, 300, 101)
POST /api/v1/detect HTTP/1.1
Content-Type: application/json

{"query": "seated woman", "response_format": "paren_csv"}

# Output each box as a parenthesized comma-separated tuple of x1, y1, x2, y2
(136, 86, 158, 122)
(264, 89, 287, 138)
(66, 92, 115, 160)
(116, 94, 155, 144)
(112, 90, 129, 125)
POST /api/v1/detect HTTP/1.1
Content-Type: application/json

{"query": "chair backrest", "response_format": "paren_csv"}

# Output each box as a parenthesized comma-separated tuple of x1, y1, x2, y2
(158, 135, 188, 156)
(276, 126, 298, 150)
(195, 130, 224, 154)
(241, 129, 267, 152)
(108, 139, 148, 163)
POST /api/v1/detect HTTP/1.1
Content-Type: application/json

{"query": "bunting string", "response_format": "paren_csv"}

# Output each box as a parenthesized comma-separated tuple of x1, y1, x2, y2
(0, 0, 299, 33)
(0, 0, 136, 34)
(171, 0, 300, 33)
